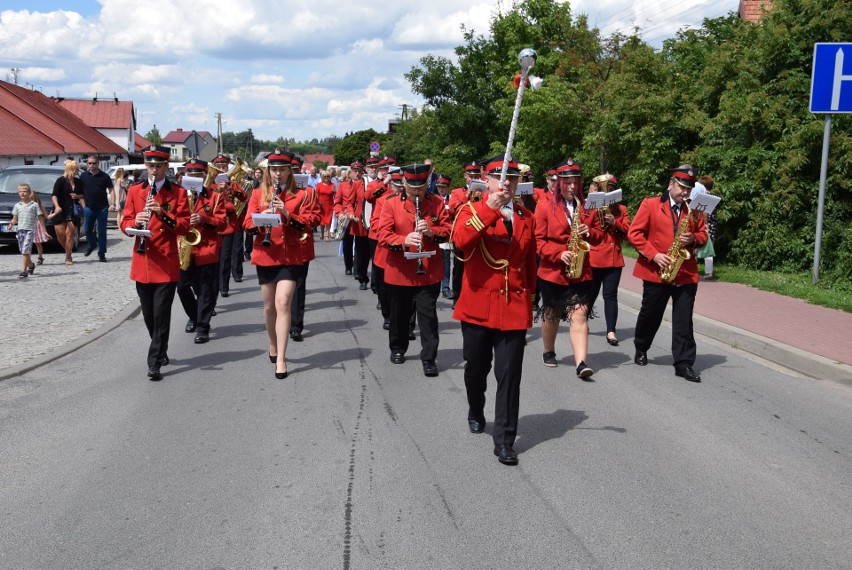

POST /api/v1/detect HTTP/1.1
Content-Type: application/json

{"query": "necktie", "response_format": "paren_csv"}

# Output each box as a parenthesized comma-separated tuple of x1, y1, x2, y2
(501, 206, 514, 238)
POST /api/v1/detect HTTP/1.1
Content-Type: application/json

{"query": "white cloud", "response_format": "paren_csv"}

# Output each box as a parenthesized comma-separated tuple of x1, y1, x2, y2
(250, 74, 285, 84)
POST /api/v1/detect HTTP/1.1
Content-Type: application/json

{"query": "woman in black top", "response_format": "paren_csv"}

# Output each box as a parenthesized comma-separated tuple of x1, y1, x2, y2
(51, 159, 81, 265)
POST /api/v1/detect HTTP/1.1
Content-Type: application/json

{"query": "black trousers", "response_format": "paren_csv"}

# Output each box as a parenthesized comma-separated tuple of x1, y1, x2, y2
(388, 282, 439, 360)
(342, 231, 354, 271)
(461, 323, 526, 446)
(244, 231, 253, 257)
(290, 262, 309, 334)
(451, 247, 465, 300)
(369, 238, 380, 294)
(136, 282, 177, 369)
(634, 281, 698, 367)
(589, 266, 623, 334)
(354, 235, 371, 284)
(177, 261, 219, 332)
(219, 231, 244, 292)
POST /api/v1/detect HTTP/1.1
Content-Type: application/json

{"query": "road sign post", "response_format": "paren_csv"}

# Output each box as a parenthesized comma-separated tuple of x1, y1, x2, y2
(808, 44, 852, 283)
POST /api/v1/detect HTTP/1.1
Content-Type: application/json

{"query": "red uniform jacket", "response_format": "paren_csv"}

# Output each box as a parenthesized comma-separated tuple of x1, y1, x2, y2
(188, 187, 227, 266)
(376, 193, 452, 286)
(340, 178, 369, 237)
(451, 200, 537, 331)
(120, 180, 190, 283)
(534, 198, 602, 285)
(220, 182, 248, 235)
(589, 203, 630, 269)
(532, 187, 552, 207)
(366, 179, 391, 240)
(628, 194, 707, 285)
(243, 187, 319, 266)
(369, 191, 396, 266)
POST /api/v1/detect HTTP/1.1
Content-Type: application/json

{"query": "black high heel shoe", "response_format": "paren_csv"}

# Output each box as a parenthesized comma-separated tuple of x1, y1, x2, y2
(274, 367, 288, 379)
(606, 335, 619, 346)
(269, 353, 276, 363)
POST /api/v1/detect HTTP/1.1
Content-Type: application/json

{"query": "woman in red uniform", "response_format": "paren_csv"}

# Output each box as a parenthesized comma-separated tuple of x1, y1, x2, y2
(243, 149, 315, 379)
(534, 158, 602, 379)
(315, 170, 335, 240)
(588, 174, 630, 346)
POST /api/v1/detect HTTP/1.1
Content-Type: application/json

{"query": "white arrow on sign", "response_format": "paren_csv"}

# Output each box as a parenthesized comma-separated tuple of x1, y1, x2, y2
(833, 48, 852, 111)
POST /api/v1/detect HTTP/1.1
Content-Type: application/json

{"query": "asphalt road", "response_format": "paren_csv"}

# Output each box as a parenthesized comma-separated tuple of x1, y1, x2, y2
(1, 240, 850, 569)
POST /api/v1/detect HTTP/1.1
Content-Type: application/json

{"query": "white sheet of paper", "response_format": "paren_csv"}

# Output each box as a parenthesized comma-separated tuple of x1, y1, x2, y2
(605, 189, 623, 205)
(468, 180, 487, 193)
(516, 182, 533, 196)
(252, 213, 282, 227)
(689, 192, 721, 215)
(294, 174, 309, 188)
(182, 176, 204, 194)
(125, 228, 153, 237)
(215, 173, 229, 184)
(585, 192, 605, 209)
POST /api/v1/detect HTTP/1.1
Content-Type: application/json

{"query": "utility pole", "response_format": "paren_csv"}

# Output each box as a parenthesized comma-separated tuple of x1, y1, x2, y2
(215, 112, 223, 154)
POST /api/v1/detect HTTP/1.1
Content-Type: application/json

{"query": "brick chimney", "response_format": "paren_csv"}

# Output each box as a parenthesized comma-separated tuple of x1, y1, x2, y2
(738, 0, 773, 23)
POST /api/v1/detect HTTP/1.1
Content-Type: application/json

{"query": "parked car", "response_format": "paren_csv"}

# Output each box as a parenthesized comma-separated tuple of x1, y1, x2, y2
(0, 165, 82, 250)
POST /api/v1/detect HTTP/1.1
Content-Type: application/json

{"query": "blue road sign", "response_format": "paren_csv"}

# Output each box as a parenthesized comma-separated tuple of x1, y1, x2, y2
(810, 43, 852, 113)
(369, 141, 381, 153)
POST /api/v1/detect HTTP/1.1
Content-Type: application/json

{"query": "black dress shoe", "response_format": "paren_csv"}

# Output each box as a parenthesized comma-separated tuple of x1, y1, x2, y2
(634, 350, 648, 366)
(147, 366, 163, 381)
(382, 320, 390, 330)
(98, 255, 107, 262)
(158, 354, 170, 367)
(221, 290, 230, 298)
(345, 269, 352, 276)
(194, 329, 209, 344)
(84, 247, 94, 257)
(234, 276, 242, 282)
(185, 320, 196, 333)
(493, 444, 518, 466)
(606, 335, 619, 346)
(675, 365, 702, 382)
(408, 330, 416, 341)
(274, 369, 288, 379)
(269, 353, 277, 363)
(359, 282, 368, 290)
(390, 352, 405, 364)
(422, 360, 438, 377)
(244, 253, 251, 261)
(468, 417, 486, 434)
(289, 330, 303, 342)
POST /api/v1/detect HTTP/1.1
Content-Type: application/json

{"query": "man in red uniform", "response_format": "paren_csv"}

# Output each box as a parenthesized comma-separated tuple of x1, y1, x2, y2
(376, 163, 452, 377)
(335, 161, 363, 277)
(120, 145, 190, 381)
(213, 153, 248, 297)
(367, 155, 395, 298)
(447, 161, 485, 307)
(177, 159, 227, 344)
(341, 160, 371, 289)
(628, 164, 707, 382)
(452, 153, 537, 465)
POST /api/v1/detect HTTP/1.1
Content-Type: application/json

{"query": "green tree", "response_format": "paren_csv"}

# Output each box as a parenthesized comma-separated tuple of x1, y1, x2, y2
(334, 129, 387, 166)
(144, 126, 161, 145)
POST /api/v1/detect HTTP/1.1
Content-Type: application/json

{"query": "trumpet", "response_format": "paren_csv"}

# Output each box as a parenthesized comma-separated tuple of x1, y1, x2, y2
(136, 179, 155, 254)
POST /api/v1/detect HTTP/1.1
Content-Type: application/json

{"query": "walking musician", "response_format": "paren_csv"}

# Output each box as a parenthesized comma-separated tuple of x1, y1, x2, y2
(213, 153, 250, 298)
(176, 159, 227, 344)
(376, 163, 452, 378)
(628, 164, 707, 382)
(243, 149, 316, 380)
(341, 160, 372, 290)
(452, 154, 537, 466)
(120, 145, 190, 381)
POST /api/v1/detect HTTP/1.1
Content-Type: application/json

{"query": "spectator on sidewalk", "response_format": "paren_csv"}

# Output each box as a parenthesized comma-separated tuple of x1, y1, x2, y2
(80, 155, 116, 262)
(51, 159, 81, 265)
(10, 184, 39, 279)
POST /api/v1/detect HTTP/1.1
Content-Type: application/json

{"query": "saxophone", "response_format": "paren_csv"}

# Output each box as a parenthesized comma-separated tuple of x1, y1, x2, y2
(565, 198, 590, 279)
(179, 190, 202, 271)
(660, 205, 693, 283)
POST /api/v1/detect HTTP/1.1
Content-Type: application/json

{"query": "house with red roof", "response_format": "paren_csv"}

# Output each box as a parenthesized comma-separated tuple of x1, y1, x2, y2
(55, 96, 136, 154)
(0, 80, 127, 169)
(162, 128, 218, 162)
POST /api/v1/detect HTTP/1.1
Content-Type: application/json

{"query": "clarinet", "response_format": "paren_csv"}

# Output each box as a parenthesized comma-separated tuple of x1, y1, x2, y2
(415, 195, 425, 275)
(136, 178, 155, 254)
(261, 174, 281, 247)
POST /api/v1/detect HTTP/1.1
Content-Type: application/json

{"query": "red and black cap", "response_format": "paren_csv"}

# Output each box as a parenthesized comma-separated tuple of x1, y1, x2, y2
(350, 159, 364, 170)
(670, 164, 697, 188)
(212, 153, 230, 165)
(608, 174, 618, 187)
(267, 148, 294, 167)
(184, 158, 208, 174)
(436, 174, 452, 186)
(401, 163, 431, 187)
(292, 155, 304, 170)
(390, 171, 404, 186)
(378, 155, 396, 168)
(143, 145, 170, 164)
(483, 154, 521, 177)
(365, 156, 380, 167)
(546, 168, 557, 179)
(555, 157, 583, 177)
(463, 161, 482, 175)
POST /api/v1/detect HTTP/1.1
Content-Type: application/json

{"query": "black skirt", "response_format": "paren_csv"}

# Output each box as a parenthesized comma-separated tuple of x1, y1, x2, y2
(536, 278, 595, 323)
(256, 264, 300, 285)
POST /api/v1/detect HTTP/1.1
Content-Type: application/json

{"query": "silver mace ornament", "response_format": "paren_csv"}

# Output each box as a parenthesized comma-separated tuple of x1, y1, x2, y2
(500, 48, 538, 185)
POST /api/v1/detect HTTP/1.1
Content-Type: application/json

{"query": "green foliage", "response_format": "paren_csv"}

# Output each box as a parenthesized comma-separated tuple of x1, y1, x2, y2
(333, 129, 389, 166)
(144, 127, 161, 145)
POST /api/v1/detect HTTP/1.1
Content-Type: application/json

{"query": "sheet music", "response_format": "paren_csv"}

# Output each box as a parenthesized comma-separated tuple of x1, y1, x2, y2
(584, 192, 605, 210)
(125, 228, 153, 237)
(516, 182, 533, 196)
(605, 189, 623, 205)
(215, 173, 229, 184)
(689, 192, 721, 215)
(251, 213, 282, 227)
(182, 176, 204, 194)
(294, 174, 309, 189)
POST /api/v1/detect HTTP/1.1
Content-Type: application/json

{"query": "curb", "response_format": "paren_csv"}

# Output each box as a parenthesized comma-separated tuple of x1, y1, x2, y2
(618, 288, 852, 387)
(0, 300, 142, 382)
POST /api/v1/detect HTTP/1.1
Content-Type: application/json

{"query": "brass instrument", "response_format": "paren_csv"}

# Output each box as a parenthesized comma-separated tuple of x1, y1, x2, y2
(136, 179, 155, 254)
(179, 190, 202, 270)
(592, 173, 612, 228)
(228, 157, 251, 217)
(203, 164, 220, 188)
(565, 198, 590, 279)
(660, 204, 693, 283)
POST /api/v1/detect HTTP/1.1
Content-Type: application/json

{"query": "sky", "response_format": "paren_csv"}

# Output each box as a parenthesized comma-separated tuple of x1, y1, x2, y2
(0, 0, 740, 145)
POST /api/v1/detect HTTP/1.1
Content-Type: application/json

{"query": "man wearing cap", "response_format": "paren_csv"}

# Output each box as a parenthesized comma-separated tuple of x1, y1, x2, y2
(447, 161, 485, 306)
(628, 164, 707, 382)
(120, 145, 191, 381)
(371, 169, 404, 329)
(452, 153, 537, 466)
(367, 156, 395, 298)
(376, 163, 452, 377)
(177, 159, 227, 344)
(341, 160, 372, 290)
(333, 164, 356, 276)
(214, 154, 248, 297)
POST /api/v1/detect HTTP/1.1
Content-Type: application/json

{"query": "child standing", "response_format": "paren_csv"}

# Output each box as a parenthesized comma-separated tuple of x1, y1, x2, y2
(10, 184, 39, 279)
